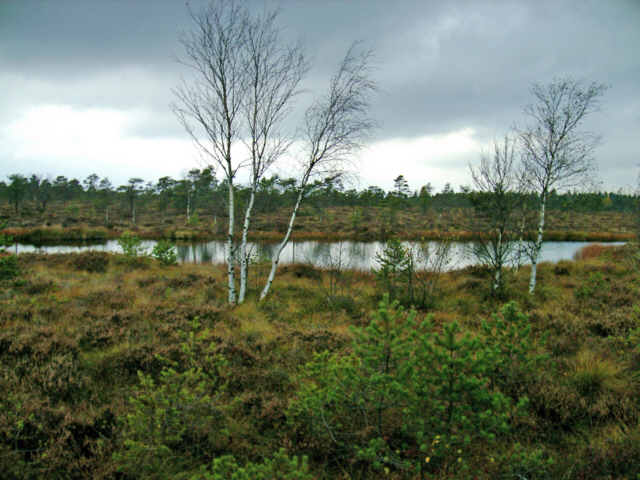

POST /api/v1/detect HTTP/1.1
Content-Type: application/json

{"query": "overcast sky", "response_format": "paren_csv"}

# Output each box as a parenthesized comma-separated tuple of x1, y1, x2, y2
(1, 0, 638, 192)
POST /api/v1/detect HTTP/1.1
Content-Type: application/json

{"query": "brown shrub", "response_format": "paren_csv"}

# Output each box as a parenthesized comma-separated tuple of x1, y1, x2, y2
(19, 278, 56, 295)
(70, 251, 110, 273)
(80, 288, 133, 310)
(573, 243, 612, 261)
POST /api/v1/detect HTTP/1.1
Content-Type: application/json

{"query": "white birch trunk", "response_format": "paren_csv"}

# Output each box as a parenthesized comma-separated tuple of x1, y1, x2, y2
(493, 229, 502, 292)
(259, 189, 304, 301)
(515, 215, 526, 271)
(238, 186, 256, 303)
(226, 181, 237, 304)
(528, 193, 546, 294)
(186, 194, 191, 223)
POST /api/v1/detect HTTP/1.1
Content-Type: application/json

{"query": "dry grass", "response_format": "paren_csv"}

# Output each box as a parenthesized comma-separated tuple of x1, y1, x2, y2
(4, 204, 637, 243)
(573, 243, 615, 260)
(1, 244, 640, 478)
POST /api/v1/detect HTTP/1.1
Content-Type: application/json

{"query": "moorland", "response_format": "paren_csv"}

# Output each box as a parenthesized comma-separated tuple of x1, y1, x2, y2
(1, 243, 639, 479)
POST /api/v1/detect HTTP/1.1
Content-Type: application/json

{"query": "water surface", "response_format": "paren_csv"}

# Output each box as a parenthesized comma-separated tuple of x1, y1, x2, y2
(13, 239, 623, 271)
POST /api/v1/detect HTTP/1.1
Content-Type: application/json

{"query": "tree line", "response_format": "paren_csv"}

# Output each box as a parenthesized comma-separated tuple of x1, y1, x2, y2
(1, 170, 632, 220)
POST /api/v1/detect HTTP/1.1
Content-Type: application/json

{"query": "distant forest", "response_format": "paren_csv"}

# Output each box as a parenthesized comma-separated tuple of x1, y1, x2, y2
(2, 170, 636, 218)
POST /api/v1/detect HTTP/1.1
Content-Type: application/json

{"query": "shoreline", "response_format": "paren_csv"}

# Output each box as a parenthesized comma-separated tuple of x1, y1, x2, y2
(3, 224, 635, 246)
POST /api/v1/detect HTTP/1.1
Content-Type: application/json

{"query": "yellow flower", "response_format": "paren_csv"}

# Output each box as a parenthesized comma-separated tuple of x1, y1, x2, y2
(425, 457, 431, 463)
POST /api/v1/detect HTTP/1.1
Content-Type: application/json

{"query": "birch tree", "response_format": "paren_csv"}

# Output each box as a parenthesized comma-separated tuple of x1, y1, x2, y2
(237, 10, 307, 304)
(469, 136, 522, 296)
(172, 1, 249, 304)
(259, 45, 376, 301)
(519, 78, 606, 293)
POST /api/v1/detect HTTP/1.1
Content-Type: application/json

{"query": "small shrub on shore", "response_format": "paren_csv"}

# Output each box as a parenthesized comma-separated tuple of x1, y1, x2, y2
(117, 232, 146, 258)
(0, 222, 19, 280)
(573, 243, 611, 261)
(151, 240, 178, 266)
(70, 251, 110, 273)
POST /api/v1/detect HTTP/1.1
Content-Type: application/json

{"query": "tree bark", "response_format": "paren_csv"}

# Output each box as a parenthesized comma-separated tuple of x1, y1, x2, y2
(227, 181, 237, 304)
(259, 188, 304, 301)
(238, 186, 256, 303)
(493, 229, 502, 292)
(528, 192, 546, 294)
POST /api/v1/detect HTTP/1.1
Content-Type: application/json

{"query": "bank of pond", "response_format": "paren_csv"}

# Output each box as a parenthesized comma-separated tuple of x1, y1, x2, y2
(13, 239, 626, 270)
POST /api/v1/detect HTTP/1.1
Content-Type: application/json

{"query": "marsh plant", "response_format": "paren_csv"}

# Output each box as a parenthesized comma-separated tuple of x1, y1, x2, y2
(151, 240, 178, 266)
(0, 221, 19, 280)
(374, 238, 451, 309)
(117, 232, 147, 257)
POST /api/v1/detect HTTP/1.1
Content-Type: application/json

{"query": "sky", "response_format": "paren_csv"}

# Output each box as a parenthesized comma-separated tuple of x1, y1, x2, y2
(1, 0, 638, 193)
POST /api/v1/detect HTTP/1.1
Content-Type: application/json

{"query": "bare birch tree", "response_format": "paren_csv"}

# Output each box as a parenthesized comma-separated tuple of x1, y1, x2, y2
(172, 1, 249, 304)
(259, 45, 376, 301)
(519, 78, 607, 294)
(237, 10, 307, 303)
(469, 135, 522, 296)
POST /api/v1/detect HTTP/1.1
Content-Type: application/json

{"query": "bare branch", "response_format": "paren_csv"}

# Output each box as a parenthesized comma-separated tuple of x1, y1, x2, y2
(172, 0, 250, 181)
(518, 78, 607, 193)
(301, 43, 377, 190)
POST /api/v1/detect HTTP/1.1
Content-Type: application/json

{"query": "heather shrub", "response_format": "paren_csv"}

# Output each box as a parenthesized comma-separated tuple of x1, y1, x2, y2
(70, 251, 110, 273)
(0, 254, 19, 281)
(0, 223, 19, 281)
(113, 321, 228, 479)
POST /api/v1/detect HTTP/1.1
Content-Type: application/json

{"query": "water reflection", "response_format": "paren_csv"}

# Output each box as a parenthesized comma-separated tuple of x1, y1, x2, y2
(15, 239, 624, 271)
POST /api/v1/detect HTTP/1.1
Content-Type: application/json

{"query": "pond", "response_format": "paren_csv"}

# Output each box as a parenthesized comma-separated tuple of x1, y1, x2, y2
(12, 239, 624, 271)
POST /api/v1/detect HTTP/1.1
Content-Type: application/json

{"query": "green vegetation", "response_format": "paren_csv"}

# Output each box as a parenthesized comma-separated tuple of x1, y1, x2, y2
(1, 171, 637, 243)
(1, 244, 640, 478)
(117, 232, 147, 258)
(0, 220, 19, 280)
(151, 240, 178, 266)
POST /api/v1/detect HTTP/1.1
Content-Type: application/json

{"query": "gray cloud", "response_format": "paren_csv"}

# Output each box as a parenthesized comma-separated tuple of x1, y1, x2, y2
(0, 0, 638, 189)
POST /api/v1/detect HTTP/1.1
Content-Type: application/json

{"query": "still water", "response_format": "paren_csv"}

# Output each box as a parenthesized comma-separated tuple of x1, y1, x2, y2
(13, 240, 623, 271)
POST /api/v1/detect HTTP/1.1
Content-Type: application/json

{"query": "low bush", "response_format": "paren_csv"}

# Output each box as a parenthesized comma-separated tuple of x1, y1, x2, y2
(113, 322, 229, 479)
(289, 296, 516, 477)
(117, 232, 146, 258)
(151, 240, 178, 266)
(70, 251, 110, 273)
(482, 301, 548, 399)
(573, 243, 611, 261)
(496, 444, 556, 479)
(201, 450, 312, 480)
(0, 223, 19, 281)
(0, 254, 19, 281)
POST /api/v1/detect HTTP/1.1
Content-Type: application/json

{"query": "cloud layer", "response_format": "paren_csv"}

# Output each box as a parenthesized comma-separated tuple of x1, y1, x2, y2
(1, 0, 638, 191)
